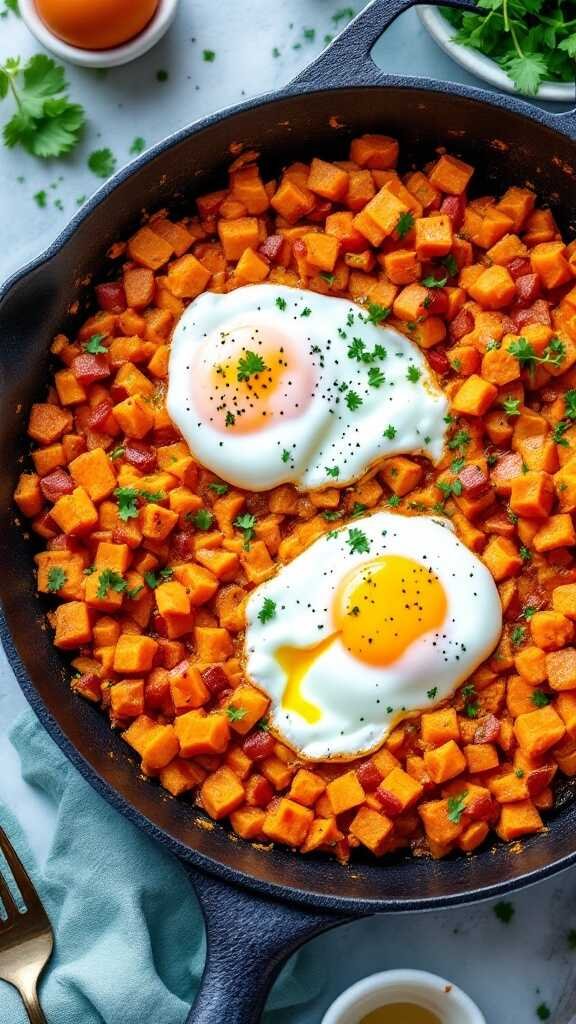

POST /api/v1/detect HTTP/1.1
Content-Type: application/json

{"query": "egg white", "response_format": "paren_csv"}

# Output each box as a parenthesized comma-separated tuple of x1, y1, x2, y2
(244, 512, 502, 761)
(167, 284, 449, 492)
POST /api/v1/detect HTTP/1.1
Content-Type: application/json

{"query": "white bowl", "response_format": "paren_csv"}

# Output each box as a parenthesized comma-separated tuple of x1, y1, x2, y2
(322, 969, 486, 1024)
(20, 0, 179, 68)
(419, 5, 576, 103)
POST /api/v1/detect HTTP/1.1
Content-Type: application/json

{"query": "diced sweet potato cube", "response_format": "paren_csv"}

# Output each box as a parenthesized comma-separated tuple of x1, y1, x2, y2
(69, 448, 116, 503)
(194, 626, 233, 662)
(464, 743, 499, 773)
(235, 247, 270, 284)
(127, 226, 173, 270)
(533, 514, 576, 553)
(514, 704, 566, 758)
(530, 610, 574, 651)
(172, 562, 219, 605)
(270, 179, 315, 225)
(140, 503, 178, 540)
(301, 817, 342, 853)
(195, 547, 239, 580)
(421, 707, 460, 745)
(307, 158, 349, 201)
(288, 768, 326, 807)
(350, 134, 399, 169)
(349, 806, 393, 855)
(552, 584, 576, 620)
(53, 600, 92, 649)
(110, 679, 145, 718)
(113, 633, 158, 673)
(51, 486, 98, 536)
(510, 471, 554, 519)
(514, 645, 547, 685)
(415, 215, 453, 258)
(361, 186, 408, 238)
(429, 154, 474, 195)
(113, 394, 155, 439)
(545, 648, 576, 691)
(28, 403, 72, 445)
(230, 806, 266, 840)
(225, 684, 269, 735)
(169, 662, 210, 712)
(451, 375, 497, 416)
(380, 456, 422, 496)
(378, 766, 423, 812)
(424, 740, 466, 784)
(155, 580, 191, 618)
(262, 798, 313, 847)
(326, 770, 365, 815)
(174, 710, 230, 756)
(200, 766, 245, 820)
(419, 799, 463, 844)
(496, 799, 543, 841)
(14, 472, 43, 518)
(160, 757, 206, 796)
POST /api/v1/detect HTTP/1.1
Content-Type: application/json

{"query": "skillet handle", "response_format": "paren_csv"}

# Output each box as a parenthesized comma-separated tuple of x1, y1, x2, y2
(182, 865, 360, 1023)
(288, 0, 483, 91)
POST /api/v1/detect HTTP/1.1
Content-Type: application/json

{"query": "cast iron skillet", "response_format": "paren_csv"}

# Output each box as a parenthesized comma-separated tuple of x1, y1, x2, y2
(1, 1, 576, 1019)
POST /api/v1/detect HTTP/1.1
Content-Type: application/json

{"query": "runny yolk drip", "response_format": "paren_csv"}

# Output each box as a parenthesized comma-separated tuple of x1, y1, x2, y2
(192, 323, 314, 434)
(334, 555, 447, 667)
(277, 555, 447, 723)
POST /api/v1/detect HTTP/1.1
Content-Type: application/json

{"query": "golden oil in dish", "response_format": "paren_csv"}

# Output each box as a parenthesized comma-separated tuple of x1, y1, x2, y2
(360, 1004, 442, 1024)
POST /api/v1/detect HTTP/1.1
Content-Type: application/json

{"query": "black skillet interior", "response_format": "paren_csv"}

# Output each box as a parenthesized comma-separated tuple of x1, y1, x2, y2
(1, 0, 576, 920)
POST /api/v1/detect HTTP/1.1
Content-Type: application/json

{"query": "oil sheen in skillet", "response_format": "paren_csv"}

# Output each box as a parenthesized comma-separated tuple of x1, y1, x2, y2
(244, 512, 502, 761)
(167, 284, 449, 492)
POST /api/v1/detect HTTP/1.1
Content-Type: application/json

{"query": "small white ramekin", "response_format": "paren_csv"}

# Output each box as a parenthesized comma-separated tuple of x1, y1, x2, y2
(419, 5, 576, 103)
(322, 969, 486, 1024)
(20, 0, 179, 68)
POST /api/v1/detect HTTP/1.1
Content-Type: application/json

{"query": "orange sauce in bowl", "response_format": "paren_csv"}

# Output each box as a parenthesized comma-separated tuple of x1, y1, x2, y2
(360, 1006, 441, 1024)
(35, 0, 160, 50)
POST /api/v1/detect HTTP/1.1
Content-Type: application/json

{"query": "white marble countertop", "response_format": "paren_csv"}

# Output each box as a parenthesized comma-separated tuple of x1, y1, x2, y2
(1, 3, 576, 1021)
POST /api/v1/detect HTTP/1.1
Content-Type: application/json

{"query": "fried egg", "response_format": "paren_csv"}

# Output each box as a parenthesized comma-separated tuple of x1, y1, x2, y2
(167, 284, 448, 492)
(244, 512, 502, 760)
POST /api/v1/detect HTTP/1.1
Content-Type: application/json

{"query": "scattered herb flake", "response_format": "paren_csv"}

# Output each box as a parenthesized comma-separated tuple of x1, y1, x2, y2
(88, 148, 116, 178)
(46, 566, 67, 592)
(447, 791, 467, 824)
(494, 900, 515, 924)
(129, 136, 146, 155)
(396, 210, 414, 238)
(192, 508, 214, 531)
(84, 333, 107, 354)
(346, 528, 370, 554)
(234, 513, 257, 550)
(257, 597, 277, 624)
(237, 350, 268, 382)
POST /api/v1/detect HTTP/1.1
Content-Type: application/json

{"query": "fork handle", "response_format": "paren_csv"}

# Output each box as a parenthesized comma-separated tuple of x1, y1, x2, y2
(19, 983, 47, 1024)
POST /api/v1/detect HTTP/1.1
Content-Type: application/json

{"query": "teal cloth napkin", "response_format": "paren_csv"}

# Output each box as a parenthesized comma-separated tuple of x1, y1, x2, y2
(0, 708, 323, 1024)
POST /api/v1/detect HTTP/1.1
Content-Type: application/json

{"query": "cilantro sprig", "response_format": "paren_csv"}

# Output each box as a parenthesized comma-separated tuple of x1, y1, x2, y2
(46, 566, 67, 593)
(237, 351, 268, 382)
(234, 513, 257, 550)
(0, 55, 85, 158)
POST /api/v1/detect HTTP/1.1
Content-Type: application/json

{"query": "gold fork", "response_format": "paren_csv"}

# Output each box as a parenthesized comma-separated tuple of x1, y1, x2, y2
(0, 825, 53, 1023)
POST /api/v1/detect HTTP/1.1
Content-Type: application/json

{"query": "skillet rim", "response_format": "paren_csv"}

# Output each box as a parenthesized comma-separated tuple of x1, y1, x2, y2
(2, 76, 576, 913)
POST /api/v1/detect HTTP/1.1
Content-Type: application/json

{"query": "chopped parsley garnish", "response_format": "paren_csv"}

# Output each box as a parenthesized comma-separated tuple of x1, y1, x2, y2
(346, 390, 363, 411)
(387, 494, 401, 508)
(234, 513, 257, 550)
(225, 411, 236, 427)
(208, 482, 229, 495)
(451, 456, 465, 473)
(326, 465, 340, 479)
(114, 486, 165, 521)
(281, 449, 291, 463)
(532, 689, 551, 707)
(96, 569, 128, 600)
(447, 429, 470, 451)
(275, 296, 287, 311)
(110, 446, 125, 460)
(368, 366, 386, 388)
(406, 365, 421, 383)
(515, 768, 525, 778)
(300, 307, 312, 317)
(553, 420, 570, 446)
(144, 567, 174, 589)
(511, 626, 526, 645)
(494, 901, 515, 924)
(438, 478, 463, 498)
(237, 350, 268, 381)
(503, 396, 521, 417)
(130, 136, 146, 155)
(346, 528, 370, 554)
(383, 424, 397, 440)
(509, 335, 565, 375)
(520, 546, 532, 563)
(323, 509, 342, 522)
(191, 508, 214, 530)
(521, 605, 537, 621)
(565, 389, 576, 420)
(84, 333, 107, 354)
(351, 502, 367, 518)
(364, 302, 391, 325)
(34, 190, 47, 208)
(88, 148, 117, 179)
(46, 566, 67, 592)
(422, 274, 447, 289)
(257, 597, 277, 624)
(536, 1004, 551, 1021)
(396, 210, 414, 238)
(441, 253, 458, 277)
(320, 271, 336, 286)
(227, 705, 247, 722)
(447, 791, 468, 824)
(427, 686, 438, 700)
(203, 49, 216, 62)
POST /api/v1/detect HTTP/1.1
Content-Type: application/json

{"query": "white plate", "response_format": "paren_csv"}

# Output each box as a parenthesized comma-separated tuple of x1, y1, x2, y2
(418, 5, 576, 103)
(20, 0, 179, 68)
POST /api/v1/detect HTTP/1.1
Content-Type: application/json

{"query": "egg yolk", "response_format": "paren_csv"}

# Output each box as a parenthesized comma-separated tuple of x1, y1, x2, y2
(191, 323, 315, 434)
(278, 556, 447, 723)
(35, 0, 159, 51)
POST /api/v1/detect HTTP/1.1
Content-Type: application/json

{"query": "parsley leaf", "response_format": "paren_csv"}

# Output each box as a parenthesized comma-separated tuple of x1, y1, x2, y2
(84, 333, 107, 354)
(407, 365, 421, 383)
(511, 625, 526, 645)
(346, 390, 363, 411)
(130, 136, 146, 155)
(364, 303, 391, 325)
(503, 396, 521, 417)
(203, 49, 216, 62)
(88, 147, 117, 178)
(422, 274, 447, 289)
(144, 567, 174, 589)
(0, 54, 85, 158)
(346, 528, 370, 554)
(368, 366, 386, 388)
(387, 494, 401, 508)
(234, 513, 257, 550)
(320, 271, 336, 286)
(447, 791, 468, 824)
(237, 350, 268, 381)
(227, 704, 247, 722)
(46, 566, 67, 592)
(565, 389, 576, 420)
(427, 686, 438, 700)
(191, 508, 214, 530)
(494, 900, 515, 924)
(532, 689, 551, 708)
(96, 569, 127, 600)
(114, 486, 165, 521)
(383, 424, 397, 440)
(326, 465, 340, 479)
(396, 210, 414, 239)
(442, 253, 458, 277)
(257, 597, 277, 624)
(208, 481, 229, 495)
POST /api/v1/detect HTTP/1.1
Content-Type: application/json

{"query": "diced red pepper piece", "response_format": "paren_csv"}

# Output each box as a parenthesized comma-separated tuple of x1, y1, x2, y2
(514, 274, 541, 308)
(33, 509, 57, 537)
(474, 714, 500, 744)
(508, 257, 532, 280)
(440, 193, 466, 231)
(526, 764, 556, 797)
(449, 307, 474, 341)
(375, 785, 403, 817)
(247, 774, 274, 807)
(427, 346, 450, 375)
(151, 610, 169, 637)
(258, 235, 284, 263)
(153, 426, 180, 446)
(243, 731, 276, 761)
(47, 533, 81, 552)
(458, 463, 491, 499)
(124, 441, 157, 474)
(201, 664, 230, 695)
(144, 672, 172, 711)
(171, 530, 195, 560)
(424, 287, 449, 316)
(40, 467, 74, 503)
(465, 793, 494, 822)
(512, 299, 551, 330)
(87, 399, 114, 431)
(95, 281, 127, 314)
(356, 761, 383, 791)
(71, 353, 111, 385)
(307, 199, 333, 223)
(197, 191, 226, 218)
(72, 672, 102, 703)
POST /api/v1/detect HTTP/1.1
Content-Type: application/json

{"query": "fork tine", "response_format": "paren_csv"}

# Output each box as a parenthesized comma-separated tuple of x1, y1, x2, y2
(0, 827, 40, 911)
(0, 867, 18, 921)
